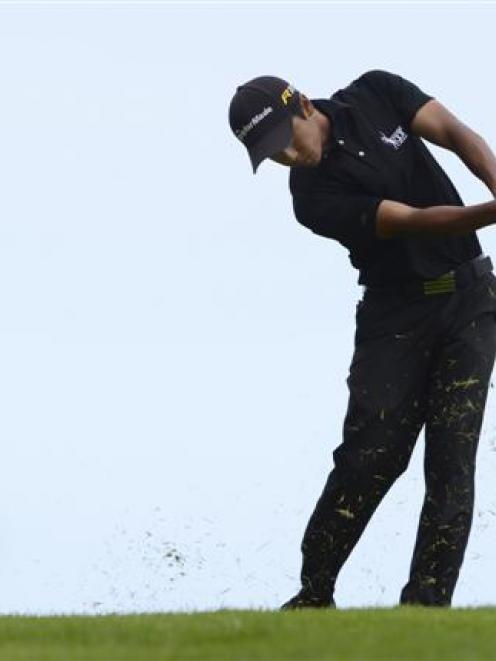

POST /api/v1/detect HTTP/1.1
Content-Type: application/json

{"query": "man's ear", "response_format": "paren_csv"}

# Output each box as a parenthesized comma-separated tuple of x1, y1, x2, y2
(299, 94, 315, 120)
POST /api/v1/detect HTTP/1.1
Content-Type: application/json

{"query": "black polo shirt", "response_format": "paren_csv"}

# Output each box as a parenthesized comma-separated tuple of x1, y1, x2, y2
(289, 69, 482, 286)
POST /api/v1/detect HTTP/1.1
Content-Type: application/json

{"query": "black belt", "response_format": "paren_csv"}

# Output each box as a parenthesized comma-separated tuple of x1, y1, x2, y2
(363, 254, 493, 296)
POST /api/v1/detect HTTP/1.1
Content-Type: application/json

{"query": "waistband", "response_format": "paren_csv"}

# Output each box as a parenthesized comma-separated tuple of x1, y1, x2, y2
(362, 254, 493, 297)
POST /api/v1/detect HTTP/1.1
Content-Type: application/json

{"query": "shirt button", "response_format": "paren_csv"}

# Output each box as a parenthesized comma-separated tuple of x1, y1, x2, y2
(358, 150, 365, 157)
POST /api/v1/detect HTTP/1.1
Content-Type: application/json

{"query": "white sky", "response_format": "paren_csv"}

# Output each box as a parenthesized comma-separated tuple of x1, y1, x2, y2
(1, 1, 496, 614)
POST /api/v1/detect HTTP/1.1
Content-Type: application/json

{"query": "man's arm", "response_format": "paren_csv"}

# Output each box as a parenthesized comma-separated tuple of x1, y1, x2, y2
(411, 99, 496, 198)
(376, 198, 496, 239)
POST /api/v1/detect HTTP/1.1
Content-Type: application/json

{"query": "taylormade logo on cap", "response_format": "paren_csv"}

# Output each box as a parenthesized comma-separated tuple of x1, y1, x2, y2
(236, 106, 273, 143)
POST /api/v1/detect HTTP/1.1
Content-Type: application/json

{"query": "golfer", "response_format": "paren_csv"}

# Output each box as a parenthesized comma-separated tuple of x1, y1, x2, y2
(228, 70, 496, 608)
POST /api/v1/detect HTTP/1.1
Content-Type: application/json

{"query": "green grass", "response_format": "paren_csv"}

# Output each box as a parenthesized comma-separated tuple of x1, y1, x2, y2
(0, 607, 494, 660)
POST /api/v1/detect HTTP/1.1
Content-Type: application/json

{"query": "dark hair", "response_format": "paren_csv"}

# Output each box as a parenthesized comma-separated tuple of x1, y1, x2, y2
(289, 91, 306, 119)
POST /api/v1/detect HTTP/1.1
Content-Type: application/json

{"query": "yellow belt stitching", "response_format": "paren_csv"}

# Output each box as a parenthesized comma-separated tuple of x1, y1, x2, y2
(422, 271, 456, 295)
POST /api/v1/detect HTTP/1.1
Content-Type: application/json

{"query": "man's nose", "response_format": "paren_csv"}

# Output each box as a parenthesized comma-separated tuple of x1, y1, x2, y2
(283, 146, 298, 160)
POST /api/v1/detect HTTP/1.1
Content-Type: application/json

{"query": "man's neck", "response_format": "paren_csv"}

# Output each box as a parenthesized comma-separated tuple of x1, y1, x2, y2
(315, 109, 332, 153)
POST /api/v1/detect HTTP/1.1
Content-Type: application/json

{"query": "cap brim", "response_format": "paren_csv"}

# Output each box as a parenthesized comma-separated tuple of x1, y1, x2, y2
(248, 116, 293, 174)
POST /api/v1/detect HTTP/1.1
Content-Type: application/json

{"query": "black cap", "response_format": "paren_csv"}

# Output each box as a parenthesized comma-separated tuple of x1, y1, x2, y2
(228, 75, 304, 174)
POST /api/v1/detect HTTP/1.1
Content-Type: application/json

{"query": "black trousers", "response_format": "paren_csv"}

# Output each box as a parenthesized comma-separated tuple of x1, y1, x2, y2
(299, 270, 496, 606)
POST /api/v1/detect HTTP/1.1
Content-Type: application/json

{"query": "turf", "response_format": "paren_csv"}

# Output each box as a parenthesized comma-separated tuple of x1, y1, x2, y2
(0, 607, 494, 660)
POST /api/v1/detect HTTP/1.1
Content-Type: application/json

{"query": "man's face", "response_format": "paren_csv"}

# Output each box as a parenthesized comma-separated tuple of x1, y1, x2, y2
(268, 113, 323, 168)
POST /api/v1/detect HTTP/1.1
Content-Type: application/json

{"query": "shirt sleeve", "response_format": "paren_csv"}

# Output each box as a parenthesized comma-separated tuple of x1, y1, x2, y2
(292, 185, 383, 248)
(359, 69, 435, 129)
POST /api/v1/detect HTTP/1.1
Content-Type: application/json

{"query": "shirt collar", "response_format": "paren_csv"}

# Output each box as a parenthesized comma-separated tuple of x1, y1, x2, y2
(311, 97, 353, 155)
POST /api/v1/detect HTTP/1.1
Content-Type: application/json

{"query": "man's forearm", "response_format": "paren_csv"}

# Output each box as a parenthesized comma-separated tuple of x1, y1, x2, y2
(410, 199, 496, 236)
(450, 128, 496, 197)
